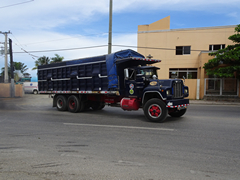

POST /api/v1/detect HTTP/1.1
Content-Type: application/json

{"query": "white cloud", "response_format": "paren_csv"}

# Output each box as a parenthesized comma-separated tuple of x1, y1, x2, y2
(1, 0, 239, 31)
(0, 0, 239, 78)
(5, 30, 137, 78)
(112, 0, 239, 12)
(227, 12, 239, 18)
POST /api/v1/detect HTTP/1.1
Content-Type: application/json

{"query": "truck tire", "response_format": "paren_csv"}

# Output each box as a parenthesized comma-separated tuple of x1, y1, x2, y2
(143, 98, 168, 123)
(169, 109, 187, 117)
(33, 90, 38, 95)
(56, 95, 68, 111)
(98, 103, 105, 110)
(91, 102, 105, 110)
(67, 95, 81, 113)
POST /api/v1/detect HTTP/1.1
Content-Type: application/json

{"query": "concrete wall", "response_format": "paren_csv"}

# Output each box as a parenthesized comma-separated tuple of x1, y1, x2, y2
(138, 25, 235, 79)
(15, 84, 24, 97)
(0, 84, 11, 97)
(138, 16, 170, 31)
(184, 79, 197, 100)
(0, 83, 24, 98)
(198, 52, 211, 99)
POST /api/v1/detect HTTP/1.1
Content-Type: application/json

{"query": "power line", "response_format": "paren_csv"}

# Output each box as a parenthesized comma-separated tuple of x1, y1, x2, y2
(19, 32, 137, 46)
(22, 33, 108, 46)
(13, 45, 108, 54)
(0, 0, 34, 9)
(12, 44, 209, 54)
(11, 33, 39, 59)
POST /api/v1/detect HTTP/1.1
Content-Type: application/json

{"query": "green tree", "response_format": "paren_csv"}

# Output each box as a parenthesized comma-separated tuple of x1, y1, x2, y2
(203, 24, 240, 79)
(1, 66, 11, 78)
(32, 56, 50, 70)
(13, 62, 28, 73)
(32, 54, 64, 70)
(1, 62, 29, 82)
(50, 54, 64, 64)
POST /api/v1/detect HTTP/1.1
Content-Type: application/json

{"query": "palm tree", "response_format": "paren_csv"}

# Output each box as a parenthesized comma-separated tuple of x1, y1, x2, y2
(50, 54, 64, 64)
(13, 62, 28, 73)
(32, 56, 50, 70)
(32, 54, 64, 70)
(1, 62, 29, 82)
(1, 66, 11, 78)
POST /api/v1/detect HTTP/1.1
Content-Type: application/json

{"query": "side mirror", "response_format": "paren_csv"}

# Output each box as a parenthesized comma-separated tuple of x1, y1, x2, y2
(182, 76, 185, 83)
(124, 69, 129, 79)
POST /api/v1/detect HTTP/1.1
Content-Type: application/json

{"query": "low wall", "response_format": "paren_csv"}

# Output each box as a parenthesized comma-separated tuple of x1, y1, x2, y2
(184, 79, 197, 100)
(15, 84, 24, 97)
(0, 83, 24, 98)
(0, 83, 11, 97)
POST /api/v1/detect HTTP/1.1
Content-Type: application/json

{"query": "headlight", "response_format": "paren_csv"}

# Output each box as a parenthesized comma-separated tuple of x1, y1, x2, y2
(166, 90, 171, 96)
(184, 88, 188, 94)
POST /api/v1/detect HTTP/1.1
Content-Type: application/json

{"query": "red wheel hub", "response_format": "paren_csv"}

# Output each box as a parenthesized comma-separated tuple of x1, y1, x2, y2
(57, 99, 63, 108)
(69, 100, 75, 109)
(148, 104, 161, 118)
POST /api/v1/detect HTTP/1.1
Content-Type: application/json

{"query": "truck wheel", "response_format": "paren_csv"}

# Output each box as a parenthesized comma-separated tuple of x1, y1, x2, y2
(169, 109, 187, 117)
(98, 103, 105, 110)
(33, 90, 38, 95)
(67, 95, 81, 113)
(56, 95, 68, 111)
(143, 98, 168, 123)
(91, 102, 105, 110)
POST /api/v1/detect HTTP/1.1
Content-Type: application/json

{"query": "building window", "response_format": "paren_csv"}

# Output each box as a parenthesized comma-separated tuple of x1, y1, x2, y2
(176, 46, 191, 55)
(209, 44, 225, 51)
(169, 68, 197, 79)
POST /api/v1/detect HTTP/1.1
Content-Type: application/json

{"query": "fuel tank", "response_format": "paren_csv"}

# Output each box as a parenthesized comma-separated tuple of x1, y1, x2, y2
(120, 98, 140, 111)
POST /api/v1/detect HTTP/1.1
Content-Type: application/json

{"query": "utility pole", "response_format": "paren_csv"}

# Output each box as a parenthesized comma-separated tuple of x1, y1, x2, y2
(9, 38, 14, 79)
(0, 31, 11, 83)
(9, 38, 15, 97)
(108, 0, 113, 54)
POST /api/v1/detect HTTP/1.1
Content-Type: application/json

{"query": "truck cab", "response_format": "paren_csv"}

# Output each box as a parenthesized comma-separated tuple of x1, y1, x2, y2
(122, 64, 189, 122)
(123, 65, 188, 97)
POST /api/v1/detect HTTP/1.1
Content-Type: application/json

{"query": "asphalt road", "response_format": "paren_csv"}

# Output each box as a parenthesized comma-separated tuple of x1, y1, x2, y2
(0, 94, 240, 180)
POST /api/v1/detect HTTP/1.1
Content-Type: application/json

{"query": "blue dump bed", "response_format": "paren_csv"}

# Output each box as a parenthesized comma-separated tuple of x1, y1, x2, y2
(38, 49, 161, 93)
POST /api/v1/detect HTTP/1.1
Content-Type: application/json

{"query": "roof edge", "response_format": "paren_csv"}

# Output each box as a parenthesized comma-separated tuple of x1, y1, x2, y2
(138, 25, 237, 34)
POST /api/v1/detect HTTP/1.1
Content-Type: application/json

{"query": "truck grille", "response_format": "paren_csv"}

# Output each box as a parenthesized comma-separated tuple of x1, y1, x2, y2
(173, 81, 183, 98)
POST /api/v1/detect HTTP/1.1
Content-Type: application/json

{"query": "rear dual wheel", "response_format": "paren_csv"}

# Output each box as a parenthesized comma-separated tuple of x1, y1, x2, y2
(56, 95, 68, 111)
(56, 95, 85, 113)
(67, 95, 85, 113)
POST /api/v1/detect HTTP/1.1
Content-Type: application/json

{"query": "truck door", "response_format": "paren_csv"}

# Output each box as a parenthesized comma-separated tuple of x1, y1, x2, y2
(124, 68, 144, 97)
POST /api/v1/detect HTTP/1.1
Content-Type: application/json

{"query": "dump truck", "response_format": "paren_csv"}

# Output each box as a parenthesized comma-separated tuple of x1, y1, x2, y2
(38, 49, 189, 122)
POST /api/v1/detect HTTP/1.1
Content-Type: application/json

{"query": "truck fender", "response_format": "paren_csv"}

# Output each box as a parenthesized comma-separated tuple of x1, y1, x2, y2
(142, 91, 166, 106)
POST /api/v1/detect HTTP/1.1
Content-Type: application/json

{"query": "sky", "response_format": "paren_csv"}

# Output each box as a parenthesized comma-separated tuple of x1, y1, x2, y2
(0, 0, 239, 80)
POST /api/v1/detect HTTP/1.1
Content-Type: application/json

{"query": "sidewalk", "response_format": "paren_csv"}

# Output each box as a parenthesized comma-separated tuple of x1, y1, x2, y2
(190, 99, 240, 106)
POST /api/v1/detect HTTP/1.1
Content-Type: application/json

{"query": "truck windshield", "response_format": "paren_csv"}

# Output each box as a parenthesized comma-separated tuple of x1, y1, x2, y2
(140, 69, 158, 78)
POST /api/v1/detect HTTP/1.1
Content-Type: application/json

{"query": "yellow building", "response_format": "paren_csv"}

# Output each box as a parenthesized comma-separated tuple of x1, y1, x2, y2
(137, 16, 239, 99)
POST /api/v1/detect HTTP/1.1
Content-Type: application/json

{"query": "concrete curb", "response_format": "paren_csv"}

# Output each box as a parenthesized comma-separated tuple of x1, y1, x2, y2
(190, 100, 240, 106)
